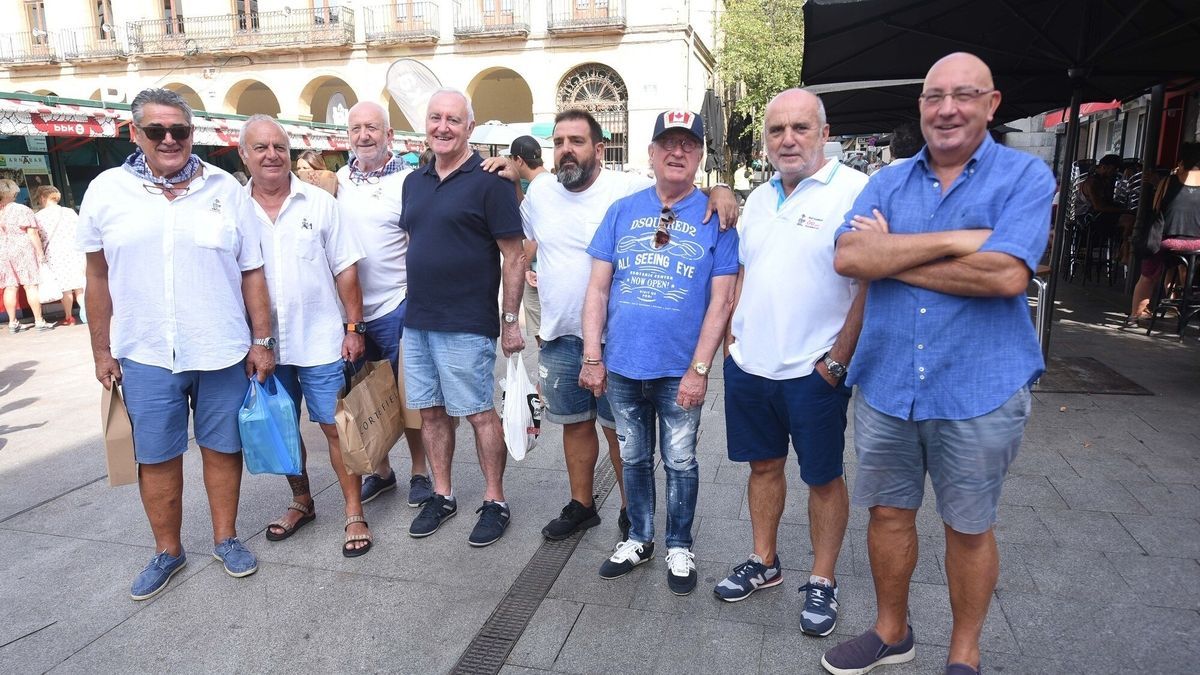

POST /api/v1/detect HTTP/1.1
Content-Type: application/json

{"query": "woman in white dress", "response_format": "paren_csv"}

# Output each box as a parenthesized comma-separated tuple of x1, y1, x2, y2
(33, 186, 86, 325)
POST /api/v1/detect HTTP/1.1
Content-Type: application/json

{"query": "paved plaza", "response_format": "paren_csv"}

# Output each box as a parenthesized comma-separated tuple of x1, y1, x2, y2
(1, 281, 1198, 674)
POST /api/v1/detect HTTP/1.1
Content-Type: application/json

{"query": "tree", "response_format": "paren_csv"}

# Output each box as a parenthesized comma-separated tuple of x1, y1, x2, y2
(716, 0, 806, 174)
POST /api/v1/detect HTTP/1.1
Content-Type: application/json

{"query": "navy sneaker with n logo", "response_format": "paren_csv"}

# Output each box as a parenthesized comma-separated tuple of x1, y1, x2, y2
(713, 553, 784, 602)
(800, 575, 840, 637)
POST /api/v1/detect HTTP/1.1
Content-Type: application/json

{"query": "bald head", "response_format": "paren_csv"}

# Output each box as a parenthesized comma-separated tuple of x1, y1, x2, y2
(763, 87, 830, 190)
(348, 101, 388, 128)
(348, 101, 394, 171)
(766, 88, 827, 129)
(919, 52, 1000, 166)
(924, 52, 995, 91)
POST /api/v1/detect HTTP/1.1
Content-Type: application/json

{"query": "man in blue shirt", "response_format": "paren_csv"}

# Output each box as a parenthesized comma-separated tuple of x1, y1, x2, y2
(581, 111, 739, 596)
(821, 53, 1054, 675)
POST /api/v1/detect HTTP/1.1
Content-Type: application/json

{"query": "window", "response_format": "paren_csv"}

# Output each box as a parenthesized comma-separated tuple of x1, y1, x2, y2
(557, 64, 629, 169)
(234, 0, 259, 30)
(25, 1, 48, 43)
(96, 0, 115, 41)
(163, 0, 184, 35)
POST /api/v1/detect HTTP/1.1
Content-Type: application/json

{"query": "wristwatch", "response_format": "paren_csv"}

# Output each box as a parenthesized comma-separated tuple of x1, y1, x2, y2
(692, 361, 710, 376)
(252, 336, 277, 350)
(345, 322, 367, 335)
(502, 311, 519, 325)
(822, 352, 847, 379)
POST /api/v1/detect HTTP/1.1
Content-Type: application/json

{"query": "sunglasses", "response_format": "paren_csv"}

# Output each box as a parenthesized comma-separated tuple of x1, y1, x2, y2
(654, 206, 676, 249)
(137, 124, 192, 142)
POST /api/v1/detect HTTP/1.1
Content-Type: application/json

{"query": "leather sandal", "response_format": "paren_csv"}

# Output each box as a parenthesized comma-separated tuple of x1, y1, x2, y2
(343, 514, 372, 558)
(265, 499, 315, 541)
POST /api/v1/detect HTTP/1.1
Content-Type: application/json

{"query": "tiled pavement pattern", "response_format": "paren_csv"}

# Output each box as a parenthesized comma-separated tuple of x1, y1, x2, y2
(1, 281, 1197, 674)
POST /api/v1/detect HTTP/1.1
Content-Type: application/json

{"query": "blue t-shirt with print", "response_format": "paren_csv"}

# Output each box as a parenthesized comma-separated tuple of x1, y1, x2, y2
(587, 187, 739, 379)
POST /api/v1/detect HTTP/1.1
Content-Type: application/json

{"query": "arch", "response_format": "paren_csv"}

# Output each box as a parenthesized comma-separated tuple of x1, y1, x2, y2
(163, 82, 206, 112)
(384, 92, 415, 132)
(224, 79, 281, 117)
(466, 67, 533, 124)
(33, 89, 59, 97)
(557, 63, 629, 168)
(299, 75, 359, 125)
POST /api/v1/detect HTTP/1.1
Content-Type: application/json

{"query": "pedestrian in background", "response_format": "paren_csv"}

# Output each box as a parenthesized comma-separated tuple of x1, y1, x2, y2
(33, 185, 86, 326)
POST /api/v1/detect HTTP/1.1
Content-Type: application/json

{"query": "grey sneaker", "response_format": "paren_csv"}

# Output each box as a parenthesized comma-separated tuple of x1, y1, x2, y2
(408, 474, 433, 507)
(800, 576, 840, 636)
(713, 553, 783, 602)
(821, 626, 915, 675)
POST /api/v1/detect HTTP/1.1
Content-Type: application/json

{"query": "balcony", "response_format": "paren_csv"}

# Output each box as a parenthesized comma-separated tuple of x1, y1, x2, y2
(364, 3, 440, 45)
(0, 32, 57, 66)
(127, 6, 354, 57)
(547, 0, 625, 35)
(453, 0, 529, 40)
(58, 26, 126, 61)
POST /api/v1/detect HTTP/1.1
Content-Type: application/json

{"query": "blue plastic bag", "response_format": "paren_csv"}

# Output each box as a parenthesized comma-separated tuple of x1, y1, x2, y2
(238, 375, 302, 476)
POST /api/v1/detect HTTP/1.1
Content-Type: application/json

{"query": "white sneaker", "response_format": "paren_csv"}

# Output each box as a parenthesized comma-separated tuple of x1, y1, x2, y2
(665, 547, 697, 595)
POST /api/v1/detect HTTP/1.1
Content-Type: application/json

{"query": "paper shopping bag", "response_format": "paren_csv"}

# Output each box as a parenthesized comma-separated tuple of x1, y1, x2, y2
(394, 342, 422, 430)
(335, 360, 404, 476)
(100, 383, 137, 487)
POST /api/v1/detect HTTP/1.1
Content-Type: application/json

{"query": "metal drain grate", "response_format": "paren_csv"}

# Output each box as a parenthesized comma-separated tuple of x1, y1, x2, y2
(451, 459, 619, 674)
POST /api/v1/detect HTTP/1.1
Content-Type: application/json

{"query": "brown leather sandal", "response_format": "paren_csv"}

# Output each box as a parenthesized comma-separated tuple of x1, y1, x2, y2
(265, 499, 315, 541)
(343, 514, 372, 558)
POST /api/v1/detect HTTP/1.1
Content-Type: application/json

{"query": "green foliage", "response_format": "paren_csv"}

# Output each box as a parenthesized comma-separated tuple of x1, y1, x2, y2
(717, 0, 806, 137)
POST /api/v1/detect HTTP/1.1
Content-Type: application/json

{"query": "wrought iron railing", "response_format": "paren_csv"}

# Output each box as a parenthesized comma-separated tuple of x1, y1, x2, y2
(364, 2, 440, 43)
(58, 26, 126, 60)
(453, 0, 530, 39)
(127, 6, 354, 56)
(547, 0, 625, 32)
(0, 31, 57, 64)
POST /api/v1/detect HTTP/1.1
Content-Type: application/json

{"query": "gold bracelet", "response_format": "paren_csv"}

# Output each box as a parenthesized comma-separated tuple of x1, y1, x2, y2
(583, 357, 602, 365)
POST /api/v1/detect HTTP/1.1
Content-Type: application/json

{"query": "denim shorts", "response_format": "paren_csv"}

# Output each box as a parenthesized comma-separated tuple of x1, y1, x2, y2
(724, 356, 849, 486)
(538, 335, 614, 428)
(851, 387, 1032, 535)
(275, 360, 345, 425)
(120, 358, 246, 464)
(402, 328, 497, 417)
(363, 299, 406, 378)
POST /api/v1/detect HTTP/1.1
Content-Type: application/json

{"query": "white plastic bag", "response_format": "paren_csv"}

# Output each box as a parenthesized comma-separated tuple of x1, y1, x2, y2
(501, 353, 540, 460)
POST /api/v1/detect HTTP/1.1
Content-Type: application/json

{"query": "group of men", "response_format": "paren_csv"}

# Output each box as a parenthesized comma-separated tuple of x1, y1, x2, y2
(81, 50, 1053, 675)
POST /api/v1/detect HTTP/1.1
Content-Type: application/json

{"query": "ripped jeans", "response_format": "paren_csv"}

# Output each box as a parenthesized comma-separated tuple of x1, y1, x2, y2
(606, 372, 702, 549)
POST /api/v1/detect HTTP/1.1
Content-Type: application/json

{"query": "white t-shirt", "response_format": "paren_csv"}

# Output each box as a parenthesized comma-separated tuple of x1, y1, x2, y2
(521, 169, 653, 342)
(250, 175, 365, 367)
(335, 166, 410, 322)
(77, 162, 264, 373)
(730, 159, 869, 380)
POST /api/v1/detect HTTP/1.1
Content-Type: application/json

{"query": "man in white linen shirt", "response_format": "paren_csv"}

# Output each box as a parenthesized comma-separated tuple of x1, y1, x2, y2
(240, 115, 375, 557)
(336, 101, 430, 508)
(79, 88, 275, 600)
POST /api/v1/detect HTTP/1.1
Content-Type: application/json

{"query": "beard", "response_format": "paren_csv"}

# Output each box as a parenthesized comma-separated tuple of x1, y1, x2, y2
(557, 152, 598, 190)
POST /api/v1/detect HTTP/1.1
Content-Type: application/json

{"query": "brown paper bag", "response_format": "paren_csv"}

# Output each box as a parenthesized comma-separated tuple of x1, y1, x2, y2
(395, 341, 422, 430)
(335, 360, 404, 476)
(101, 384, 138, 487)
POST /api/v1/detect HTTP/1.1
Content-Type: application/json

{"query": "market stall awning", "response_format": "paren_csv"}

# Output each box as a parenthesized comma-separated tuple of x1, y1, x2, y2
(0, 97, 119, 138)
(1042, 101, 1123, 129)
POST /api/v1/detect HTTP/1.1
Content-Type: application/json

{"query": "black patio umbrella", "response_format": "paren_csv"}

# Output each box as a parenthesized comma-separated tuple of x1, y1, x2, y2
(801, 0, 1200, 355)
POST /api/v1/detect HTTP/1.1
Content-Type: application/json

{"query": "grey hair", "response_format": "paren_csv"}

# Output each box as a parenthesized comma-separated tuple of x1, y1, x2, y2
(0, 178, 19, 200)
(430, 87, 475, 124)
(131, 88, 193, 126)
(238, 114, 291, 155)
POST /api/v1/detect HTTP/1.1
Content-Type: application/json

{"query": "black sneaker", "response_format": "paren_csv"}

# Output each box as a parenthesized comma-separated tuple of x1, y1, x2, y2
(618, 507, 631, 540)
(407, 474, 433, 507)
(408, 493, 457, 538)
(468, 500, 511, 547)
(361, 470, 397, 504)
(599, 539, 654, 579)
(542, 499, 601, 540)
(665, 547, 697, 595)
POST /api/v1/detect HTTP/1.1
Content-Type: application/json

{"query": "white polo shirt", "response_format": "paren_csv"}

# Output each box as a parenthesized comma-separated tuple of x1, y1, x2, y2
(250, 175, 365, 368)
(729, 159, 868, 380)
(77, 162, 264, 373)
(335, 166, 410, 322)
(520, 168, 653, 341)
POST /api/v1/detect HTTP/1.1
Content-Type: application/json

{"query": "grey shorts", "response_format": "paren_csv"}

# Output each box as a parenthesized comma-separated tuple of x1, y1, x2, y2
(851, 387, 1032, 534)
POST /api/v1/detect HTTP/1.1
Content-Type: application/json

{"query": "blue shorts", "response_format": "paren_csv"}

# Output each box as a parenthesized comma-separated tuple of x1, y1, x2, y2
(363, 299, 406, 378)
(538, 336, 614, 428)
(851, 387, 1032, 535)
(723, 356, 850, 486)
(275, 360, 345, 425)
(120, 358, 246, 464)
(402, 328, 497, 417)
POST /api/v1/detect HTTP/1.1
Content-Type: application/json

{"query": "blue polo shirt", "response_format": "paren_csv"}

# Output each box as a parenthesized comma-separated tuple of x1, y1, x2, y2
(400, 151, 523, 338)
(835, 135, 1055, 421)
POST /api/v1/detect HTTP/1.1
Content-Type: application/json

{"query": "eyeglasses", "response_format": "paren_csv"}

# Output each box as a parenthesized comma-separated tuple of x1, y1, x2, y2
(142, 183, 190, 197)
(657, 137, 700, 153)
(349, 173, 380, 185)
(917, 88, 995, 108)
(654, 206, 676, 249)
(137, 124, 193, 142)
